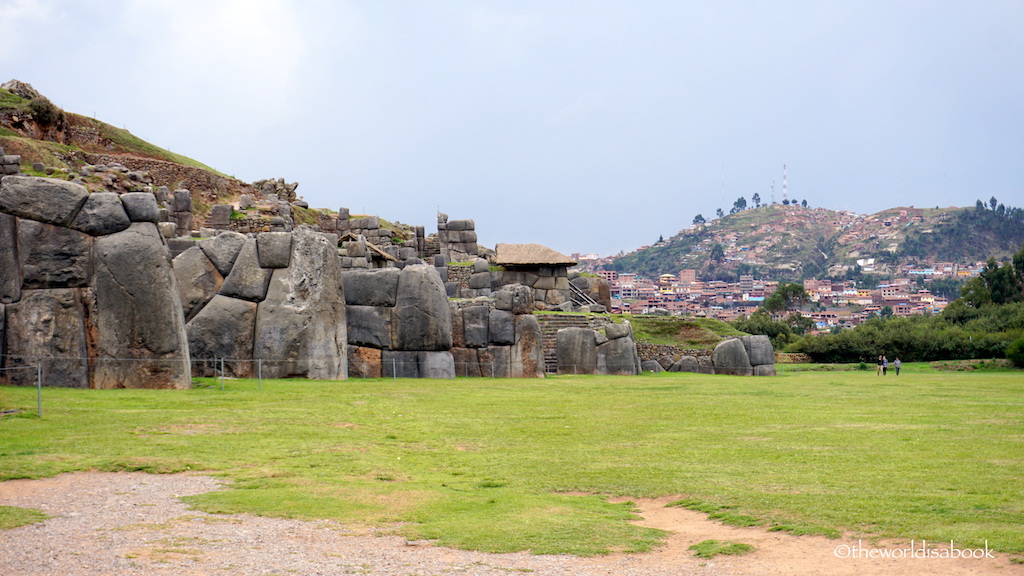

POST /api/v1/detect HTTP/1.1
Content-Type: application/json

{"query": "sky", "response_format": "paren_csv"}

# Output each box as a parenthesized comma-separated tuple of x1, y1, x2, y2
(4, 0, 1023, 257)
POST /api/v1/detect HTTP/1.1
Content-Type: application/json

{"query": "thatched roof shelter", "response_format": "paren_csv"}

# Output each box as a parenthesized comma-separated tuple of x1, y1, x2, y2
(495, 243, 577, 267)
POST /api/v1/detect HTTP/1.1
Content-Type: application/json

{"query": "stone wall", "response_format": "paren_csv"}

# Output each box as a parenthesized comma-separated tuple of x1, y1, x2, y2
(1, 145, 20, 175)
(174, 226, 347, 379)
(448, 284, 545, 378)
(83, 153, 247, 202)
(0, 175, 190, 388)
(437, 213, 478, 261)
(555, 321, 641, 375)
(344, 264, 454, 378)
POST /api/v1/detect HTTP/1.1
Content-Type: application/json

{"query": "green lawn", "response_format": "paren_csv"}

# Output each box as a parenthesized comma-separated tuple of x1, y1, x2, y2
(1, 366, 1022, 555)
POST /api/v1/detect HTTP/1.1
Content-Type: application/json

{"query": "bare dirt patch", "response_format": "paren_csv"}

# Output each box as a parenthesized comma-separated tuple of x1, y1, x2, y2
(1, 473, 1020, 576)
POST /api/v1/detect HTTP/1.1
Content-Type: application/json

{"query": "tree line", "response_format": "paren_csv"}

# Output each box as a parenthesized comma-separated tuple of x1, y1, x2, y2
(733, 242, 1024, 365)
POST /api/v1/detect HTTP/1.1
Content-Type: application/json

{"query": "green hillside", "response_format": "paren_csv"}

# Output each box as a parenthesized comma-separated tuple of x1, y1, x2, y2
(608, 203, 1024, 282)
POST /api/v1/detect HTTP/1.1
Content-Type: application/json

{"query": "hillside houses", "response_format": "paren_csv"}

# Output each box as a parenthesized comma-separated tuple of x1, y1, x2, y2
(600, 267, 975, 331)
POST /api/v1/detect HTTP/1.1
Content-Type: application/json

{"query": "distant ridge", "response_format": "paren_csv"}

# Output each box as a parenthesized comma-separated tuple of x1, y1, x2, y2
(604, 203, 1024, 281)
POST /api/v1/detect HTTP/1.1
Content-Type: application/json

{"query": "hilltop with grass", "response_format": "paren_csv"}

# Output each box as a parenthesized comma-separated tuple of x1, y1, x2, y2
(0, 80, 258, 223)
(607, 201, 1024, 282)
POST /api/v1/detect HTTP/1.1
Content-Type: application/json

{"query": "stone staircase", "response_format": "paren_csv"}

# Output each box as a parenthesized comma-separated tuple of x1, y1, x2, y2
(536, 314, 592, 373)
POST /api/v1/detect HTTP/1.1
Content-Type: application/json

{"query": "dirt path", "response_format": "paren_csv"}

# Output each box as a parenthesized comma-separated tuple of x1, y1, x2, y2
(1, 472, 1020, 576)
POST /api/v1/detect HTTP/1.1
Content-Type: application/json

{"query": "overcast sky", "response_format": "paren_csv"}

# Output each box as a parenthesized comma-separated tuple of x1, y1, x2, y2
(4, 1, 1023, 257)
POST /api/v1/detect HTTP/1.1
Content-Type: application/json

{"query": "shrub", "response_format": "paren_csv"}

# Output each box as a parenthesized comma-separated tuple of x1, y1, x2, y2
(27, 96, 64, 126)
(1007, 337, 1024, 367)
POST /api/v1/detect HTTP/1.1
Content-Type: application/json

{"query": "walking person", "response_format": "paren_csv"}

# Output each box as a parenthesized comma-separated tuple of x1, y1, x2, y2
(894, 357, 901, 376)
(877, 355, 883, 376)
(882, 355, 889, 376)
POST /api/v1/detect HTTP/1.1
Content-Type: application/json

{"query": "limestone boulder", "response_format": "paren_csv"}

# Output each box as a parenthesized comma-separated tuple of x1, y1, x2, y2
(741, 335, 775, 367)
(712, 338, 753, 376)
(69, 192, 131, 236)
(488, 309, 515, 346)
(670, 356, 700, 373)
(173, 246, 224, 322)
(0, 175, 88, 226)
(462, 305, 489, 348)
(342, 268, 401, 307)
(382, 350, 420, 378)
(641, 360, 664, 372)
(90, 223, 191, 389)
(599, 337, 641, 376)
(18, 219, 93, 289)
(0, 213, 21, 303)
(698, 356, 716, 374)
(4, 288, 89, 387)
(198, 231, 247, 276)
(419, 351, 455, 379)
(349, 345, 382, 378)
(556, 327, 598, 374)
(393, 264, 452, 351)
(478, 346, 511, 378)
(253, 226, 347, 379)
(220, 238, 273, 302)
(120, 192, 161, 223)
(186, 295, 257, 377)
(511, 314, 544, 378)
(346, 305, 393, 349)
(452, 347, 482, 377)
(754, 364, 777, 376)
(256, 232, 293, 268)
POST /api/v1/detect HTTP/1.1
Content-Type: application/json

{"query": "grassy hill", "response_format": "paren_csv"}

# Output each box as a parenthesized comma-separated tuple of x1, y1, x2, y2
(608, 203, 1024, 282)
(0, 82, 250, 210)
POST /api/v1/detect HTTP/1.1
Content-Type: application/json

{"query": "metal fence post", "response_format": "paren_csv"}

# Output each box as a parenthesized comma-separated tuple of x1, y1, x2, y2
(258, 358, 263, 391)
(36, 363, 42, 418)
(220, 357, 225, 391)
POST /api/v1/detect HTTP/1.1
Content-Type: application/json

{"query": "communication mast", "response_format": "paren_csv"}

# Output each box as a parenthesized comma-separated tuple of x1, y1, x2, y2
(782, 164, 788, 204)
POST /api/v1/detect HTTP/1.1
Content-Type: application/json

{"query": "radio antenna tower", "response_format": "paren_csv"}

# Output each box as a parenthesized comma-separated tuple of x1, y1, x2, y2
(770, 180, 775, 204)
(782, 164, 788, 204)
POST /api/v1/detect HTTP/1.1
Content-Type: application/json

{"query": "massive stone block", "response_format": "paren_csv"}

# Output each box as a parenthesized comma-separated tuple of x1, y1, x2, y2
(349, 345, 382, 378)
(419, 351, 455, 379)
(18, 219, 93, 289)
(253, 226, 347, 379)
(4, 288, 89, 387)
(712, 338, 753, 376)
(462, 305, 489, 348)
(198, 231, 247, 277)
(173, 246, 224, 322)
(256, 232, 293, 268)
(452, 347, 482, 377)
(69, 192, 131, 236)
(0, 213, 20, 303)
(91, 223, 191, 388)
(382, 350, 420, 378)
(556, 327, 598, 374)
(741, 335, 775, 367)
(511, 314, 544, 378)
(220, 238, 273, 302)
(394, 264, 452, 351)
(670, 355, 700, 373)
(605, 322, 632, 340)
(342, 268, 401, 307)
(186, 295, 257, 377)
(598, 336, 640, 376)
(478, 346, 511, 378)
(0, 175, 88, 226)
(346, 304, 393, 349)
(120, 192, 161, 223)
(488, 309, 515, 346)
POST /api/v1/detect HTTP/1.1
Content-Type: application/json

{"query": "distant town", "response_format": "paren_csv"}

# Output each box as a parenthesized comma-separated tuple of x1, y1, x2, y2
(573, 267, 981, 333)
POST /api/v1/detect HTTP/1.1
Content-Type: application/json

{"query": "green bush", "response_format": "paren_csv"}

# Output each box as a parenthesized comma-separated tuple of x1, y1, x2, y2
(1007, 337, 1024, 367)
(27, 97, 64, 126)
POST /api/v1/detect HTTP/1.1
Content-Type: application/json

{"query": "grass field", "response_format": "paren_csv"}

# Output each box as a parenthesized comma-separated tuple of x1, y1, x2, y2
(1, 365, 1022, 556)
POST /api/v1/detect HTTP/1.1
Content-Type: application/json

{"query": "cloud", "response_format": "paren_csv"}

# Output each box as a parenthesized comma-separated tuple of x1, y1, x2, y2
(0, 0, 54, 55)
